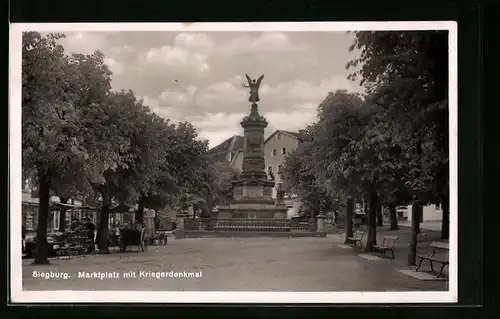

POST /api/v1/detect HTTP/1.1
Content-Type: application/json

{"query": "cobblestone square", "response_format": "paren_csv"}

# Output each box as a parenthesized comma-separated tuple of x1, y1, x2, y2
(23, 231, 448, 292)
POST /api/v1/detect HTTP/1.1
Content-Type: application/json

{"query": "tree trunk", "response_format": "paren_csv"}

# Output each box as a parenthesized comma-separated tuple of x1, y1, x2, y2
(58, 209, 66, 232)
(154, 211, 160, 230)
(344, 197, 354, 244)
(193, 204, 198, 220)
(135, 195, 146, 224)
(416, 204, 422, 234)
(97, 192, 111, 254)
(376, 200, 383, 227)
(364, 184, 378, 252)
(205, 195, 213, 218)
(389, 204, 399, 230)
(33, 169, 51, 265)
(441, 193, 450, 239)
(407, 202, 420, 265)
(408, 140, 423, 265)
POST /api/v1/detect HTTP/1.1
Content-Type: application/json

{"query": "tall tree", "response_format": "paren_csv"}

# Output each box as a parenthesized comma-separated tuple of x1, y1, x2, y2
(347, 30, 449, 263)
(280, 127, 334, 220)
(22, 32, 111, 264)
(311, 90, 385, 249)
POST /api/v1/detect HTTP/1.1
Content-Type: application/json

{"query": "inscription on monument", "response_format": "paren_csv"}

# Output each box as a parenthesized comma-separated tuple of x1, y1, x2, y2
(247, 186, 263, 198)
(245, 133, 264, 153)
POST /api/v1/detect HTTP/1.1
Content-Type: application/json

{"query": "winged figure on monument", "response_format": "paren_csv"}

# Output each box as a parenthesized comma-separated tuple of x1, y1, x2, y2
(243, 74, 264, 103)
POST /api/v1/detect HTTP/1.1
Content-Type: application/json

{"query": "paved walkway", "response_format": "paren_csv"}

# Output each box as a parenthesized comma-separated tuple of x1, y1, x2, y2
(22, 230, 448, 292)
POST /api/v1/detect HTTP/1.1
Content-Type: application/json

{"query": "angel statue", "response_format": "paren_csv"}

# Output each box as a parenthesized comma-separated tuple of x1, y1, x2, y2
(243, 74, 264, 103)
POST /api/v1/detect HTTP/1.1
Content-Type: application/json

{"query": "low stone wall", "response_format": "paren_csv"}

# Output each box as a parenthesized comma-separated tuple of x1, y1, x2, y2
(176, 214, 328, 239)
(176, 230, 327, 239)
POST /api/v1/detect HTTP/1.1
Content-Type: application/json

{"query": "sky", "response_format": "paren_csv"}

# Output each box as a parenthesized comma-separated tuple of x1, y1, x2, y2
(58, 31, 364, 148)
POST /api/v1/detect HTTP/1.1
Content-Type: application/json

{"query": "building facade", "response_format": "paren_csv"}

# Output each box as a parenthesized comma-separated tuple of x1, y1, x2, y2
(398, 204, 443, 222)
(22, 187, 89, 232)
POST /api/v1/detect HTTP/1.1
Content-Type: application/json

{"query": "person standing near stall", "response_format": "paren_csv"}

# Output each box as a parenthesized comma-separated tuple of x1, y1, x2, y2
(83, 217, 95, 253)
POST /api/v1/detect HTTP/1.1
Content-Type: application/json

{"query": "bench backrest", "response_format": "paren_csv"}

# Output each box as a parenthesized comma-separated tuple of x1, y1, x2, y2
(430, 241, 449, 250)
(430, 241, 449, 256)
(381, 236, 398, 248)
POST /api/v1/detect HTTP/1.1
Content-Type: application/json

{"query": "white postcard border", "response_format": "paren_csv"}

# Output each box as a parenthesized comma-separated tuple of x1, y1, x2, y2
(9, 21, 458, 304)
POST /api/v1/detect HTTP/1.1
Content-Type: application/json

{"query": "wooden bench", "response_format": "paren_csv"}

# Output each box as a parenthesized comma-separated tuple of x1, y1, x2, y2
(372, 236, 398, 259)
(346, 230, 365, 249)
(416, 241, 449, 278)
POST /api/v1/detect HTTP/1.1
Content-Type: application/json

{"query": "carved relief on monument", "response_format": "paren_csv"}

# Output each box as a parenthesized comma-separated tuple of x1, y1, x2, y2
(246, 186, 263, 198)
(245, 135, 263, 153)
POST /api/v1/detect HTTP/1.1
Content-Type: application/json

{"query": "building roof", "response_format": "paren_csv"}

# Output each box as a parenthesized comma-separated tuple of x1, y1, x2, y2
(264, 130, 300, 144)
(208, 135, 245, 162)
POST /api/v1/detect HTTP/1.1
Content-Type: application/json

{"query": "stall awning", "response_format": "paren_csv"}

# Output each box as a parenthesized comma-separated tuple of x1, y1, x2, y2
(48, 203, 76, 211)
(80, 205, 100, 212)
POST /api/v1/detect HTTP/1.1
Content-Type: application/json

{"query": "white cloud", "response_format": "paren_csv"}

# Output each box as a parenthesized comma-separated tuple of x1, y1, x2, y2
(140, 33, 215, 78)
(141, 45, 211, 76)
(174, 33, 215, 53)
(159, 90, 189, 105)
(264, 111, 317, 133)
(195, 80, 247, 110)
(61, 32, 107, 55)
(263, 75, 362, 103)
(104, 57, 125, 75)
(185, 84, 198, 96)
(186, 112, 246, 148)
(109, 45, 134, 55)
(222, 32, 309, 55)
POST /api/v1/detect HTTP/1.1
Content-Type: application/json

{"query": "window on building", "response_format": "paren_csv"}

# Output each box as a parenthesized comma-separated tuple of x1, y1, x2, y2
(278, 164, 282, 172)
(281, 148, 286, 155)
(271, 149, 276, 156)
(47, 211, 59, 230)
(277, 133, 281, 140)
(268, 166, 273, 174)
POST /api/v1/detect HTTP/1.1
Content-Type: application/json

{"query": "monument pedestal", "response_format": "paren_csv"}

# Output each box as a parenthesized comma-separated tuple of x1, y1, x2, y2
(217, 203, 288, 219)
(217, 177, 288, 219)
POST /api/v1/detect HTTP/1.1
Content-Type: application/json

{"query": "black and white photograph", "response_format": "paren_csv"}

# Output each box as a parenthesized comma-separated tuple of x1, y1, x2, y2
(10, 22, 457, 303)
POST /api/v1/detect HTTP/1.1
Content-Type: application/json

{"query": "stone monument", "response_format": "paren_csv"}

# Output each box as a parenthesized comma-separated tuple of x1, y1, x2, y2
(217, 74, 288, 219)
